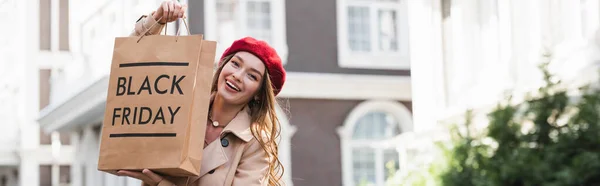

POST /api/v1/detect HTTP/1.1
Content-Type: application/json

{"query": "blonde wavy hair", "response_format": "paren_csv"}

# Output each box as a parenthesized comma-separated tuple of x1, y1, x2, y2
(210, 54, 284, 186)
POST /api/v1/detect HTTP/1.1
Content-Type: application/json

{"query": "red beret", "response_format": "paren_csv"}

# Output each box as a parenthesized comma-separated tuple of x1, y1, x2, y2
(220, 37, 286, 96)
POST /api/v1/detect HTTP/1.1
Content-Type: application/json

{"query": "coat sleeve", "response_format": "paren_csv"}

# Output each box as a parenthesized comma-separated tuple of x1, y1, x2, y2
(232, 139, 270, 186)
(130, 11, 166, 37)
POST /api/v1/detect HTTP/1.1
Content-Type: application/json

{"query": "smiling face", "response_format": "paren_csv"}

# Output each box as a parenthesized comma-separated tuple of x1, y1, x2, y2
(216, 51, 266, 106)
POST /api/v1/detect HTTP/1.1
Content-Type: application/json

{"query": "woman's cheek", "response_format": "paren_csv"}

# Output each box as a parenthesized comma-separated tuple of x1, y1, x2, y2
(250, 83, 261, 96)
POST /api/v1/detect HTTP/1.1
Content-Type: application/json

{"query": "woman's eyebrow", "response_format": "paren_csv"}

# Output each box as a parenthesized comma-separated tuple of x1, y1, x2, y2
(234, 55, 264, 76)
(233, 55, 245, 63)
(250, 68, 264, 76)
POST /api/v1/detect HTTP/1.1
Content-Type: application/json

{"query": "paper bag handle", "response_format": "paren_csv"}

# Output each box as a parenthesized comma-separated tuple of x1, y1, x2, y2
(137, 15, 192, 43)
(175, 18, 191, 42)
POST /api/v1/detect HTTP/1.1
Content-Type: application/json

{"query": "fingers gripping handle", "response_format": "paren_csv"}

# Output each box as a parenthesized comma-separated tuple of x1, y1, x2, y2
(137, 15, 192, 43)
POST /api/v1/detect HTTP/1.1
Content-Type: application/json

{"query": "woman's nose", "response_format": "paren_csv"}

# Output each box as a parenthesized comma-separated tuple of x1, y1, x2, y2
(232, 70, 244, 82)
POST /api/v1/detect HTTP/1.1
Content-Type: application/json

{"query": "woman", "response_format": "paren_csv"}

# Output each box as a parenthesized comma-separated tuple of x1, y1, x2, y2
(117, 1, 286, 185)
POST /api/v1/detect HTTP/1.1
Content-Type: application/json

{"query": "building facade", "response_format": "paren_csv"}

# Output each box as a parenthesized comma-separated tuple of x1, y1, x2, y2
(412, 0, 600, 130)
(1, 0, 77, 186)
(408, 2, 600, 183)
(35, 0, 416, 186)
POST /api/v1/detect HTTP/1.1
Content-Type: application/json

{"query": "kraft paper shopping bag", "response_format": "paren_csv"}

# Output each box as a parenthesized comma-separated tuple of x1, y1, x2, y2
(98, 20, 216, 177)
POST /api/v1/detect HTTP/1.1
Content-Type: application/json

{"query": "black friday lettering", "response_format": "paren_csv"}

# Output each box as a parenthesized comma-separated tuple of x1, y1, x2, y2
(110, 62, 189, 127)
(115, 75, 185, 96)
(112, 106, 181, 126)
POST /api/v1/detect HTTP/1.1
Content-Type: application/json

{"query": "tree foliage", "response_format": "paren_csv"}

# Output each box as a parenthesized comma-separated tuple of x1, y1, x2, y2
(438, 58, 600, 186)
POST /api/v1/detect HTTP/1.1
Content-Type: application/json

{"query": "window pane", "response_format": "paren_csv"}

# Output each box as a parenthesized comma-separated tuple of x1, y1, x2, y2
(39, 165, 51, 186)
(248, 1, 256, 13)
(247, 1, 272, 44)
(39, 69, 51, 111)
(39, 69, 52, 145)
(353, 112, 400, 140)
(383, 113, 401, 138)
(347, 6, 371, 52)
(40, 130, 52, 145)
(352, 148, 376, 185)
(261, 2, 271, 14)
(59, 165, 71, 184)
(59, 132, 71, 145)
(59, 0, 69, 51)
(216, 1, 235, 22)
(216, 0, 236, 45)
(378, 9, 398, 51)
(39, 0, 51, 51)
(383, 149, 400, 180)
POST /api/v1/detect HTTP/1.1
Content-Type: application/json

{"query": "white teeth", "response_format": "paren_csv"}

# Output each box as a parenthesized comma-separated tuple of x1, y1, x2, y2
(226, 81, 241, 92)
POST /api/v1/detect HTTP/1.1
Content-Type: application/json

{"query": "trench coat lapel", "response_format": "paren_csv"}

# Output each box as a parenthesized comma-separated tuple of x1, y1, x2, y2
(196, 106, 254, 178)
(197, 138, 228, 177)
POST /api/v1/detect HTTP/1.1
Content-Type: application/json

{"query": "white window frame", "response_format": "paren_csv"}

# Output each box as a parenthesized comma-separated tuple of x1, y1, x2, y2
(337, 100, 413, 186)
(204, 0, 288, 64)
(336, 0, 410, 70)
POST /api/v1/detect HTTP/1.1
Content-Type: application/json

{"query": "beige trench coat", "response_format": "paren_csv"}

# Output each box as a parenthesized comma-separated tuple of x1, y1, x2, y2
(132, 13, 270, 186)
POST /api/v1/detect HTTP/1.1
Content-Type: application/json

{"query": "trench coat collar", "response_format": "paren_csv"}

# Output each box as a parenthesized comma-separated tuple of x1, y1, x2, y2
(220, 106, 254, 142)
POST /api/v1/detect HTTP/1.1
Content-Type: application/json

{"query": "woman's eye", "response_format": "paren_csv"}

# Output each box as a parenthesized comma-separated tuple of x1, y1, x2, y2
(248, 74, 257, 81)
(231, 61, 239, 67)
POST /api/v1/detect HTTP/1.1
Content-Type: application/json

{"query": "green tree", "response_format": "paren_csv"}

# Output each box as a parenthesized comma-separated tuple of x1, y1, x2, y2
(439, 56, 600, 186)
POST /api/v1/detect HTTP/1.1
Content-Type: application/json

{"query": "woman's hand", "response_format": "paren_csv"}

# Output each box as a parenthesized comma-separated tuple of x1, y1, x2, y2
(152, 0, 187, 24)
(117, 169, 164, 186)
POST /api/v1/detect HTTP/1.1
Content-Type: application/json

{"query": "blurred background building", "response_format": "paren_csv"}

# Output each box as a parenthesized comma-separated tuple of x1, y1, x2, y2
(409, 1, 600, 184)
(1, 0, 599, 186)
(414, 0, 600, 127)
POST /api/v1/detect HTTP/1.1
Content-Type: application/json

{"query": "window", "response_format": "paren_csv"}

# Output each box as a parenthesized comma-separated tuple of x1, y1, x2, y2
(60, 133, 71, 145)
(39, 69, 71, 145)
(39, 165, 52, 186)
(39, 165, 71, 186)
(59, 166, 71, 186)
(39, 69, 52, 145)
(352, 112, 400, 185)
(39, 0, 51, 51)
(204, 0, 288, 64)
(39, 69, 52, 111)
(40, 130, 52, 145)
(336, 0, 409, 69)
(59, 0, 69, 51)
(246, 1, 273, 43)
(338, 101, 413, 186)
(39, 0, 69, 51)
